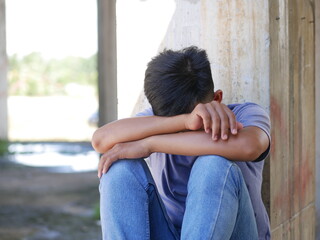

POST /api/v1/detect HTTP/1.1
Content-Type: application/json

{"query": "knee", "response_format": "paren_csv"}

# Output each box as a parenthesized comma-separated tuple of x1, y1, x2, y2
(189, 155, 241, 188)
(99, 159, 150, 193)
(100, 159, 139, 190)
(192, 155, 234, 174)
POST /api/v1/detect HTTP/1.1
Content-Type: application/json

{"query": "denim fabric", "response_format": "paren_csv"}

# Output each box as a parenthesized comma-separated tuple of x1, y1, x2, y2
(137, 103, 271, 239)
(99, 156, 258, 240)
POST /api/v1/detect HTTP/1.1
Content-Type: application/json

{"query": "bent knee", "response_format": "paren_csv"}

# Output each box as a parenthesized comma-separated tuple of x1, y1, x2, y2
(193, 155, 234, 171)
(100, 160, 137, 186)
(99, 159, 149, 192)
(191, 155, 241, 181)
(189, 155, 243, 191)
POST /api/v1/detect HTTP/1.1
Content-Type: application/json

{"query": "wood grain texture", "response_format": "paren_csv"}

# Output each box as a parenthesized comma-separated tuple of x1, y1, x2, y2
(301, 204, 316, 240)
(269, 0, 291, 228)
(270, 0, 315, 238)
(270, 204, 315, 239)
(315, 0, 320, 237)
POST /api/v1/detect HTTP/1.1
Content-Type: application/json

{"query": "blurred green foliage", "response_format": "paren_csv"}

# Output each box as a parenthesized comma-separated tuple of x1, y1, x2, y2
(8, 52, 97, 96)
(93, 202, 100, 220)
(0, 139, 9, 156)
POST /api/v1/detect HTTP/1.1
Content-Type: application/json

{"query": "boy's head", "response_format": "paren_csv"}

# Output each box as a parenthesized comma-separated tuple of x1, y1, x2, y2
(144, 46, 215, 116)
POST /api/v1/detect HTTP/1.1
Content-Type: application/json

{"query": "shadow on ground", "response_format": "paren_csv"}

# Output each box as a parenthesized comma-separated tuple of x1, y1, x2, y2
(0, 156, 101, 240)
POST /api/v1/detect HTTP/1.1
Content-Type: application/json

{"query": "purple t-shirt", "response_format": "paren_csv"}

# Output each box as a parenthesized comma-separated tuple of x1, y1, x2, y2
(137, 102, 271, 240)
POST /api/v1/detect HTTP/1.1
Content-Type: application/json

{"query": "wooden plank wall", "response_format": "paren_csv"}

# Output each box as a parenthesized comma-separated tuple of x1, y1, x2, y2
(269, 0, 315, 239)
(315, 0, 320, 237)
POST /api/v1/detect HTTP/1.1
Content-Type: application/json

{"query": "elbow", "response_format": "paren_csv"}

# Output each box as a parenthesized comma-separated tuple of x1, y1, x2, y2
(245, 147, 262, 161)
(242, 138, 265, 161)
(91, 127, 113, 153)
(91, 129, 103, 153)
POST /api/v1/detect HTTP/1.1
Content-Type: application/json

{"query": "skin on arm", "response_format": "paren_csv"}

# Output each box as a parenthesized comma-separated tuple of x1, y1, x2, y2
(94, 96, 268, 177)
(147, 126, 269, 161)
(92, 97, 242, 154)
(97, 126, 269, 177)
(92, 114, 188, 153)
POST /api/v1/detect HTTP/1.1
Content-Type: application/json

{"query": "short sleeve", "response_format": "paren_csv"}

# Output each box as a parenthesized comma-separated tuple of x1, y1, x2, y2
(232, 102, 271, 162)
(135, 108, 154, 117)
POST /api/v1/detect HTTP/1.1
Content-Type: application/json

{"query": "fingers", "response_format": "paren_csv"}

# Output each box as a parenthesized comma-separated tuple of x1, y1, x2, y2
(98, 154, 105, 178)
(214, 104, 229, 140)
(204, 105, 219, 140)
(201, 102, 241, 141)
(98, 146, 122, 178)
(222, 104, 238, 135)
(197, 104, 211, 133)
(98, 153, 114, 178)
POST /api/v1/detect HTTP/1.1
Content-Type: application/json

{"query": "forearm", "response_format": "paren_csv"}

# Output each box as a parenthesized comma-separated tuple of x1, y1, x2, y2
(147, 127, 267, 161)
(92, 114, 187, 153)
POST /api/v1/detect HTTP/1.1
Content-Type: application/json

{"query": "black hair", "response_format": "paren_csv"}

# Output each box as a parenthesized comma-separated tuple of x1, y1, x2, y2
(144, 46, 214, 116)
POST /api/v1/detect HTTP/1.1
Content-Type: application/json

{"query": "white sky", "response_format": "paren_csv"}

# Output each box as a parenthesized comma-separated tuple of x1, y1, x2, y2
(5, 0, 176, 119)
(6, 0, 97, 58)
(117, 0, 175, 118)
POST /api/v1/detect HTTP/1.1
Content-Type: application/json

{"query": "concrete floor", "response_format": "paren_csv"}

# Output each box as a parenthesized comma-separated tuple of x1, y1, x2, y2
(0, 156, 101, 240)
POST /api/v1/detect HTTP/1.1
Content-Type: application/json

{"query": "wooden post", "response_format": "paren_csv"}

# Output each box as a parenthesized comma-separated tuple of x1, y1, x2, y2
(0, 0, 8, 140)
(269, 0, 315, 238)
(316, 0, 320, 237)
(97, 0, 117, 126)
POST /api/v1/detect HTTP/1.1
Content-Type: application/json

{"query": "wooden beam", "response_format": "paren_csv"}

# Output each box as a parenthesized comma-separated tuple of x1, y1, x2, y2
(315, 0, 320, 237)
(97, 0, 117, 126)
(269, 0, 315, 238)
(0, 0, 8, 140)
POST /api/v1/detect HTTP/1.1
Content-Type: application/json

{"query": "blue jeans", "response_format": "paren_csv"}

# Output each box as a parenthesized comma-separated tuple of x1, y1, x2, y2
(99, 155, 258, 240)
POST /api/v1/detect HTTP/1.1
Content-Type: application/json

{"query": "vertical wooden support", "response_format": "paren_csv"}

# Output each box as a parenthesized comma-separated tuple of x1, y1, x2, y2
(316, 0, 320, 237)
(269, 0, 315, 238)
(0, 0, 8, 140)
(97, 0, 117, 126)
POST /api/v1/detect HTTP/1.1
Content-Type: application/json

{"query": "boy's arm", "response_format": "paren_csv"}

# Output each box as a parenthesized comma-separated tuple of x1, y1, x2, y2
(147, 126, 269, 161)
(92, 101, 241, 153)
(92, 114, 187, 153)
(98, 126, 269, 177)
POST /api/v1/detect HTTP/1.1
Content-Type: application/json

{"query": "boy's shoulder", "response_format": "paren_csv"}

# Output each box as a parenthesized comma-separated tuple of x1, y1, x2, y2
(227, 101, 266, 111)
(228, 102, 270, 119)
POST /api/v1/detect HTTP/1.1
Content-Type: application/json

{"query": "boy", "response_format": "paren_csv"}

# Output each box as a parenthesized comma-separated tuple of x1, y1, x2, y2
(92, 46, 271, 240)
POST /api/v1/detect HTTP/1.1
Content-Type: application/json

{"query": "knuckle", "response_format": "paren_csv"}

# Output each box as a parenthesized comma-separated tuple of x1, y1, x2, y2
(212, 126, 219, 133)
(203, 113, 210, 120)
(229, 119, 236, 127)
(228, 114, 236, 121)
(221, 128, 228, 134)
(212, 128, 219, 134)
(220, 114, 227, 121)
(221, 116, 229, 124)
(100, 155, 107, 162)
(212, 115, 220, 122)
(106, 155, 113, 162)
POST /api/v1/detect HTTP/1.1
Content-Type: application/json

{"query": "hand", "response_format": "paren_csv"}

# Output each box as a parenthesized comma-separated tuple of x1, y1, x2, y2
(185, 101, 243, 140)
(97, 139, 151, 178)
